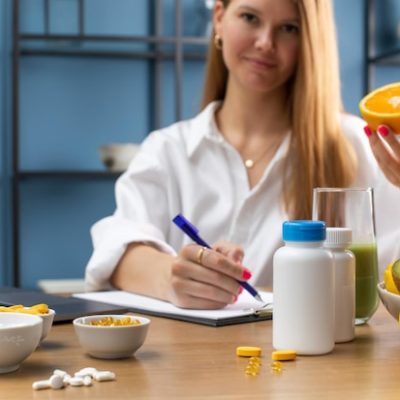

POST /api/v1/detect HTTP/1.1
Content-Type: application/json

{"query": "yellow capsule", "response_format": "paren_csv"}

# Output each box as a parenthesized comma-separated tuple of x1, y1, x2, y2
(270, 361, 283, 373)
(236, 346, 262, 357)
(89, 316, 141, 326)
(271, 350, 297, 361)
(30, 303, 49, 313)
(8, 304, 24, 310)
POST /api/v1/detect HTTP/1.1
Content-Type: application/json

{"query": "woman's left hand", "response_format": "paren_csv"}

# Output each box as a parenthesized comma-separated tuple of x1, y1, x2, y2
(364, 124, 400, 187)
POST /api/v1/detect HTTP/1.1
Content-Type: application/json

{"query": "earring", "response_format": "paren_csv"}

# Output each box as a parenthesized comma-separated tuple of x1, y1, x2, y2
(214, 34, 223, 50)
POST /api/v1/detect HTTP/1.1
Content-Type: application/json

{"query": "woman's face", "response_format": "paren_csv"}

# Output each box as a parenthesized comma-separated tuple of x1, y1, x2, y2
(214, 0, 300, 95)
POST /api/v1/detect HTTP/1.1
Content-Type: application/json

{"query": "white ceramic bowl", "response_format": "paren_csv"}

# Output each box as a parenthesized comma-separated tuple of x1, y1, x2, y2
(0, 313, 43, 374)
(39, 309, 55, 342)
(73, 314, 150, 359)
(98, 143, 140, 172)
(377, 282, 400, 321)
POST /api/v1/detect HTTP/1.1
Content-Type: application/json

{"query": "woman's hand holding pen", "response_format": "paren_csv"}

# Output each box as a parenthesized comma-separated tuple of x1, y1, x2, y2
(169, 242, 251, 310)
(364, 124, 400, 187)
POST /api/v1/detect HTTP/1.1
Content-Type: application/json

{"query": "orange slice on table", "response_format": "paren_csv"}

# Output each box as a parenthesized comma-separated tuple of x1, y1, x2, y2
(359, 82, 400, 134)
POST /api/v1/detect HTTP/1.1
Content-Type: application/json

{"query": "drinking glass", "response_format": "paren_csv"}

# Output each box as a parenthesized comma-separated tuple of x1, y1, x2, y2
(312, 188, 379, 325)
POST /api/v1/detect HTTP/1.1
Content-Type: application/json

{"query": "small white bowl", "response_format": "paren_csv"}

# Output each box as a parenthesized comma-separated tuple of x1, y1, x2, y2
(98, 143, 140, 172)
(0, 313, 43, 374)
(39, 309, 55, 342)
(73, 314, 150, 359)
(377, 281, 400, 321)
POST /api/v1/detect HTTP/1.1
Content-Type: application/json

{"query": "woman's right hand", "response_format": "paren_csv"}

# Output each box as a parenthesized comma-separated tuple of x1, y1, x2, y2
(364, 124, 400, 187)
(168, 243, 251, 309)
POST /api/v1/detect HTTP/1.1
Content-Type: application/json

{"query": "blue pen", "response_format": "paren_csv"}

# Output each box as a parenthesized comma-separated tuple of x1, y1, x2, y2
(172, 214, 264, 303)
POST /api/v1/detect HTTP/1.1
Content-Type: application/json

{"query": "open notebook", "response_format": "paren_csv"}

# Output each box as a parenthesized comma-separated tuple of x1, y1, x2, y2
(74, 290, 273, 327)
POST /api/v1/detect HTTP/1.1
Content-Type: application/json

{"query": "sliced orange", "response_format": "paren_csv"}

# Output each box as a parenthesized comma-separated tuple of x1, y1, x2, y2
(384, 261, 400, 295)
(359, 82, 400, 134)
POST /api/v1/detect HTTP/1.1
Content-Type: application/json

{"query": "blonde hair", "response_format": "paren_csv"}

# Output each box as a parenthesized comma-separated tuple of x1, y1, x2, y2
(201, 0, 357, 219)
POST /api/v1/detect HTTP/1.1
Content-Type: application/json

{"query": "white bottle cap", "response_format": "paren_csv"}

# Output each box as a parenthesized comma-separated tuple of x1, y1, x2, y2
(325, 227, 352, 248)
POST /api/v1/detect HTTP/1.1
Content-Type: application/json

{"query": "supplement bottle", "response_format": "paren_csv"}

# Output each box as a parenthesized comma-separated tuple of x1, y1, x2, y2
(273, 220, 335, 355)
(325, 227, 355, 343)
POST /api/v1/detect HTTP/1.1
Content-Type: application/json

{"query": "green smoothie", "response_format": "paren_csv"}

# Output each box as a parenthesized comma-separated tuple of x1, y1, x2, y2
(348, 243, 379, 322)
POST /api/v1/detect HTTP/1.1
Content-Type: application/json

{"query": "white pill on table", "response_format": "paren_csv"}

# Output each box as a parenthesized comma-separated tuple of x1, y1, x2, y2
(49, 374, 64, 390)
(63, 374, 71, 384)
(77, 367, 98, 377)
(93, 371, 116, 382)
(83, 375, 92, 386)
(69, 377, 84, 386)
(53, 369, 68, 378)
(32, 380, 50, 390)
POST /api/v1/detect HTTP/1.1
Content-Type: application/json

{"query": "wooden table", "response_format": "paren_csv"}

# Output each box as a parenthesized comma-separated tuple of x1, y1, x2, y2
(1, 305, 399, 399)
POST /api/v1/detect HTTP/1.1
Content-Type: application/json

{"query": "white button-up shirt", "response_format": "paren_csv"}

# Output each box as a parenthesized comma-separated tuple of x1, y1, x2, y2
(85, 102, 400, 291)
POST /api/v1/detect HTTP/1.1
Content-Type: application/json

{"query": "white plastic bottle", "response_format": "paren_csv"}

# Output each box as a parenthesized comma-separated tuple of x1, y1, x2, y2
(325, 227, 355, 343)
(273, 220, 335, 355)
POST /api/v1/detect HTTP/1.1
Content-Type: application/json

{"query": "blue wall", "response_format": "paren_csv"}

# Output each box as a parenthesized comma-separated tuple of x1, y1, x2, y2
(0, 0, 399, 288)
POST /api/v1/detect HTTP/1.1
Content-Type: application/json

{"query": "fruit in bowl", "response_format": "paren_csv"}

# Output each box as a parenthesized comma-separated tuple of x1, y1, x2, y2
(377, 259, 400, 322)
(384, 259, 400, 294)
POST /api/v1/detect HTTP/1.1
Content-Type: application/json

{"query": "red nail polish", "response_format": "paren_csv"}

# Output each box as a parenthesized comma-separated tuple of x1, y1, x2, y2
(237, 286, 244, 295)
(378, 125, 389, 136)
(242, 268, 252, 280)
(363, 126, 372, 137)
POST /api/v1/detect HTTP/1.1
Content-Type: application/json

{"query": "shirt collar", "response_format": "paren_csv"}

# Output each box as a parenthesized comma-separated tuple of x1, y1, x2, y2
(186, 101, 223, 158)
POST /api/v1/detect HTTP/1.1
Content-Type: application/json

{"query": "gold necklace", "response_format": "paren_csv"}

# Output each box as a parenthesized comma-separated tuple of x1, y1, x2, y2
(243, 139, 282, 169)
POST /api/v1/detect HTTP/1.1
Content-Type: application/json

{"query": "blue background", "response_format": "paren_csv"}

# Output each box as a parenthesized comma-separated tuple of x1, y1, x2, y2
(0, 0, 399, 287)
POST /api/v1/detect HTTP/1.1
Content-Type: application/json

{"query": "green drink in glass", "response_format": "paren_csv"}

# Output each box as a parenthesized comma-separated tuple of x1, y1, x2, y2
(348, 243, 379, 323)
(312, 187, 378, 325)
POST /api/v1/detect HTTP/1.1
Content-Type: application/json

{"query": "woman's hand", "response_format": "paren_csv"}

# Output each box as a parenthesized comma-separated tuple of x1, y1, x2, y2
(364, 124, 400, 187)
(169, 242, 250, 309)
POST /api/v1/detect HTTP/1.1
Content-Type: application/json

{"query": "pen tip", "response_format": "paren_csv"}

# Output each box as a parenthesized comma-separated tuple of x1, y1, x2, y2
(256, 294, 264, 303)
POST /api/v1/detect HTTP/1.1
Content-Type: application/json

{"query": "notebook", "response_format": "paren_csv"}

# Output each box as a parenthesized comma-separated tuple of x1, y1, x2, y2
(0, 287, 129, 322)
(74, 289, 273, 327)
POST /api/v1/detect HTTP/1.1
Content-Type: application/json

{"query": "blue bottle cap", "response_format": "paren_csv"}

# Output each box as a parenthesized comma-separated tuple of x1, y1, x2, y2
(282, 220, 326, 242)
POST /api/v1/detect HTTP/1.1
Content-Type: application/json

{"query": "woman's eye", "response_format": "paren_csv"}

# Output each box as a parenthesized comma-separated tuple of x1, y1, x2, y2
(240, 13, 258, 24)
(280, 24, 300, 34)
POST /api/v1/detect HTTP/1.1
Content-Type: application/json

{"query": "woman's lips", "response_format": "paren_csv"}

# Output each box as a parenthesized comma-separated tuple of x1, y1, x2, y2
(244, 56, 277, 69)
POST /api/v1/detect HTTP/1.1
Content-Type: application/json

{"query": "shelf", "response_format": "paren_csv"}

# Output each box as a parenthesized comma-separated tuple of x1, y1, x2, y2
(19, 48, 207, 60)
(17, 171, 121, 179)
(368, 48, 400, 65)
(18, 33, 210, 46)
(17, 34, 209, 60)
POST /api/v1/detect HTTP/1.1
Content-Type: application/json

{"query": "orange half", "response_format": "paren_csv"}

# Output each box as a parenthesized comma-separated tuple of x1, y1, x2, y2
(384, 262, 400, 295)
(359, 82, 400, 134)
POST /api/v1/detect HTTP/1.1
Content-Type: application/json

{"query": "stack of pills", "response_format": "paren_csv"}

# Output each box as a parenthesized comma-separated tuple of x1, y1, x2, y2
(245, 357, 262, 376)
(32, 367, 116, 390)
(236, 346, 263, 377)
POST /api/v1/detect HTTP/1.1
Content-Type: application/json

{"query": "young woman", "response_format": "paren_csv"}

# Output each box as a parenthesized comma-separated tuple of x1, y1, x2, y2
(85, 0, 400, 308)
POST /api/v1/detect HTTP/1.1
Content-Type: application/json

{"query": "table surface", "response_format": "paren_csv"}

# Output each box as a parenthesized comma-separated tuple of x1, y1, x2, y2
(1, 305, 399, 400)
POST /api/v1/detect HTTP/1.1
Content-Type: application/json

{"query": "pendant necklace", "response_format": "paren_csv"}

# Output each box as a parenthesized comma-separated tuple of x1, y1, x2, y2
(243, 139, 282, 169)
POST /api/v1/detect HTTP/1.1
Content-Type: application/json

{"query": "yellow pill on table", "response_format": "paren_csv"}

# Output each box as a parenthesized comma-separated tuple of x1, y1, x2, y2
(271, 350, 297, 361)
(236, 346, 262, 357)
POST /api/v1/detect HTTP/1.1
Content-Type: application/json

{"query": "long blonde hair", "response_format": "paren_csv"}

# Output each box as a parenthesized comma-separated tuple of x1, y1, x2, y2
(202, 0, 357, 219)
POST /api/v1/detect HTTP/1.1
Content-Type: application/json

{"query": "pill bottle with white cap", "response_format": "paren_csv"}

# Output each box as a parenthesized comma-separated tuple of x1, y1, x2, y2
(273, 220, 335, 355)
(325, 227, 355, 343)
